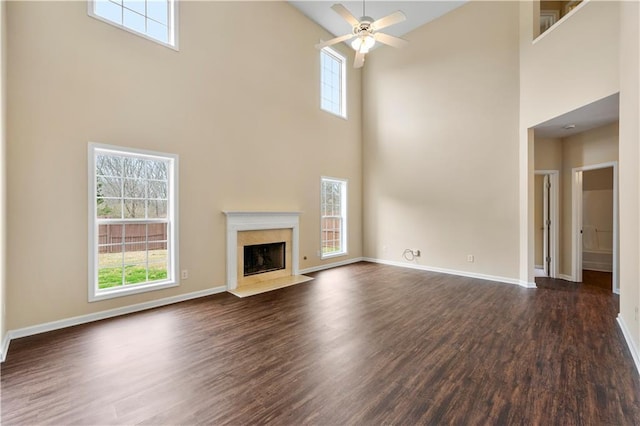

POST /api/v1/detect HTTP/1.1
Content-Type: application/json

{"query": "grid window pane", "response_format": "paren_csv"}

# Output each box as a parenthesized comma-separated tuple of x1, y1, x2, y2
(123, 178, 146, 199)
(97, 198, 122, 219)
(95, 0, 123, 25)
(123, 8, 146, 34)
(91, 0, 175, 47)
(97, 176, 122, 198)
(147, 19, 168, 43)
(321, 177, 347, 257)
(124, 199, 146, 218)
(320, 48, 345, 118)
(148, 181, 167, 199)
(148, 200, 168, 218)
(92, 147, 174, 298)
(123, 0, 145, 14)
(147, 0, 168, 24)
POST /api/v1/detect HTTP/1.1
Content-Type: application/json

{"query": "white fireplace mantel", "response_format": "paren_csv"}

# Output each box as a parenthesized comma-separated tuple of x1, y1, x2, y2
(223, 211, 301, 289)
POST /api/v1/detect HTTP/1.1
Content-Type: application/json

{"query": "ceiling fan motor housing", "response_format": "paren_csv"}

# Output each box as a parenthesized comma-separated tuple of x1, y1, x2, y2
(354, 17, 374, 35)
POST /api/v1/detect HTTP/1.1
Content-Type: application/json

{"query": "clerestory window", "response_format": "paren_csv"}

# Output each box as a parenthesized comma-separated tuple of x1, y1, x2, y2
(320, 47, 347, 118)
(88, 0, 178, 49)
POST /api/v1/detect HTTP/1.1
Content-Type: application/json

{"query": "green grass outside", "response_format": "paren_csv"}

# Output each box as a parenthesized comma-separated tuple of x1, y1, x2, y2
(98, 250, 168, 289)
(322, 246, 341, 254)
(98, 265, 168, 289)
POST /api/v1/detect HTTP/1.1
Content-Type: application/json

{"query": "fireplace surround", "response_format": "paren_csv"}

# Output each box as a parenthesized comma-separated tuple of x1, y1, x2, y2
(223, 211, 301, 290)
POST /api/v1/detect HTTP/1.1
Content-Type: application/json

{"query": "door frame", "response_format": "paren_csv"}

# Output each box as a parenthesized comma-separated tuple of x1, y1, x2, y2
(534, 170, 559, 278)
(571, 161, 619, 293)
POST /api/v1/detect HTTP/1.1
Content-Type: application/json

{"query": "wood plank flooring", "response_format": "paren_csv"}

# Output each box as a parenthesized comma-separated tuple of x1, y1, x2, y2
(582, 269, 613, 291)
(2, 262, 639, 425)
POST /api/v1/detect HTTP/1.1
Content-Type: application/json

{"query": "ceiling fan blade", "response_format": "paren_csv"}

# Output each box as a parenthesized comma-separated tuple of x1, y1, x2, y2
(374, 32, 409, 49)
(354, 51, 365, 68)
(371, 10, 406, 31)
(315, 33, 355, 50)
(331, 3, 360, 27)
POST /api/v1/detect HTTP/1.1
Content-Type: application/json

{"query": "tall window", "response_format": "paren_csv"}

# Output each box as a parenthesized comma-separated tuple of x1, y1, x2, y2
(88, 144, 178, 301)
(320, 47, 346, 118)
(88, 0, 178, 49)
(321, 177, 347, 258)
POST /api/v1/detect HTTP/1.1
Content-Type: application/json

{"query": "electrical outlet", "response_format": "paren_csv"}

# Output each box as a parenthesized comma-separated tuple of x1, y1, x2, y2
(467, 255, 474, 263)
(181, 270, 189, 280)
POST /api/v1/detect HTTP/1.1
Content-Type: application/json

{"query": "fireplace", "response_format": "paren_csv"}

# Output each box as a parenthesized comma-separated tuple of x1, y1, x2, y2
(223, 211, 302, 290)
(244, 242, 286, 276)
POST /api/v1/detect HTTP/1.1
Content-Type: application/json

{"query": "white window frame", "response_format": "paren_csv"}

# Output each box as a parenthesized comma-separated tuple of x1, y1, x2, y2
(320, 47, 347, 119)
(88, 143, 179, 302)
(320, 176, 348, 259)
(88, 0, 179, 50)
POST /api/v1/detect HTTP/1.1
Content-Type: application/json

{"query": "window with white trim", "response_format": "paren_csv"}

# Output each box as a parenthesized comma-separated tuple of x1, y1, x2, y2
(88, 144, 178, 301)
(321, 177, 347, 258)
(88, 0, 177, 49)
(320, 47, 346, 118)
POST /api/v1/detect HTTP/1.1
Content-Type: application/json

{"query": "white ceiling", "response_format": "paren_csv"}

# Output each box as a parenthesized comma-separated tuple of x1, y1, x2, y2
(534, 93, 619, 138)
(289, 1, 467, 41)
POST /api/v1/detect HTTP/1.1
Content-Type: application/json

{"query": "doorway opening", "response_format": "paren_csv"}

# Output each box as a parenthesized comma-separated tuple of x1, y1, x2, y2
(572, 162, 618, 293)
(535, 170, 559, 278)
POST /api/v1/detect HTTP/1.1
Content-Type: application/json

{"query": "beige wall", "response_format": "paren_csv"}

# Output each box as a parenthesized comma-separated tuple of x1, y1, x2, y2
(535, 137, 562, 171)
(1, 0, 7, 346)
(520, 1, 619, 128)
(362, 1, 520, 279)
(6, 1, 362, 330)
(618, 0, 640, 352)
(583, 167, 614, 191)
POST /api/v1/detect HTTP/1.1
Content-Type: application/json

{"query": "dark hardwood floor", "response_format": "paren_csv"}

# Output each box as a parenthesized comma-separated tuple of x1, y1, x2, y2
(2, 262, 639, 425)
(582, 269, 613, 291)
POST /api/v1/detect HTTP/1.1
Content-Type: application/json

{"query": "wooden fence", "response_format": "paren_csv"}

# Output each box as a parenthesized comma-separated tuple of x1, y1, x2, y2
(98, 223, 167, 253)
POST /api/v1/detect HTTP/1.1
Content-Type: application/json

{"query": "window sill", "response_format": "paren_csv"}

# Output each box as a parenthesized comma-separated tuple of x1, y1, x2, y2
(321, 108, 348, 121)
(321, 251, 348, 260)
(89, 280, 179, 302)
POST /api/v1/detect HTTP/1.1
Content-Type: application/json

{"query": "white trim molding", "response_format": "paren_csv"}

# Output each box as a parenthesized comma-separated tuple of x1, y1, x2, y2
(617, 314, 640, 376)
(1, 333, 10, 363)
(223, 211, 301, 290)
(1, 286, 226, 363)
(363, 258, 535, 288)
(299, 257, 363, 274)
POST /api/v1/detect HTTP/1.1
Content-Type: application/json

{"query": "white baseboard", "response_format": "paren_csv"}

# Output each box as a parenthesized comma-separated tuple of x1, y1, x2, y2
(1, 332, 10, 363)
(363, 257, 532, 288)
(617, 314, 640, 376)
(583, 264, 613, 273)
(1, 285, 226, 363)
(559, 274, 575, 282)
(299, 257, 364, 274)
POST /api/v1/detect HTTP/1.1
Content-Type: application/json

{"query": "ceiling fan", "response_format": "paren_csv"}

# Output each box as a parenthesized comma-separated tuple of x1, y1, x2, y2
(314, 2, 409, 68)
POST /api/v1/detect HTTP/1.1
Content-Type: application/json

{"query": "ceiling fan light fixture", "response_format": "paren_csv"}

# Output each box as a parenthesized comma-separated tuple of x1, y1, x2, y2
(351, 34, 375, 53)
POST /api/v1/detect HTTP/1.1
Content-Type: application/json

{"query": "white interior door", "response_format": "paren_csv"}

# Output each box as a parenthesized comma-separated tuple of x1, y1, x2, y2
(543, 174, 550, 277)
